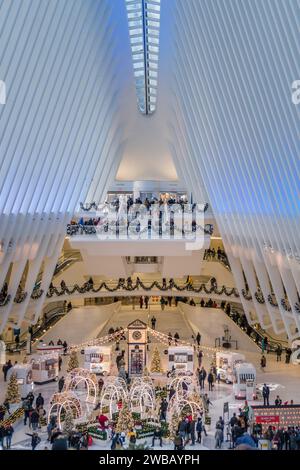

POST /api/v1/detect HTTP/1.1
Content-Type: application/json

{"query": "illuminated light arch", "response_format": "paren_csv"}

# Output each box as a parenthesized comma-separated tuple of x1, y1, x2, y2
(99, 379, 128, 419)
(129, 379, 156, 418)
(48, 391, 82, 429)
(168, 375, 197, 399)
(64, 368, 99, 404)
(168, 398, 204, 419)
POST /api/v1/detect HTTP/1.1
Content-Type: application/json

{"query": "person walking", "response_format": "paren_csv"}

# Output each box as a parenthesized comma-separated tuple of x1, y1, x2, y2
(196, 332, 201, 346)
(62, 341, 68, 355)
(4, 424, 14, 449)
(144, 296, 149, 309)
(276, 344, 282, 362)
(159, 398, 168, 421)
(260, 354, 267, 372)
(58, 355, 63, 372)
(36, 393, 44, 409)
(261, 337, 265, 354)
(160, 297, 165, 310)
(196, 416, 203, 443)
(174, 332, 180, 345)
(139, 296, 144, 309)
(30, 408, 40, 432)
(207, 371, 214, 391)
(199, 367, 207, 390)
(197, 350, 203, 368)
(151, 316, 156, 330)
(215, 428, 223, 449)
(168, 332, 172, 346)
(262, 383, 270, 406)
(26, 432, 41, 450)
(58, 376, 65, 393)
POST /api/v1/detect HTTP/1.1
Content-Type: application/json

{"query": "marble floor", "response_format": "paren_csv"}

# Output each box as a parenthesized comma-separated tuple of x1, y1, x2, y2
(1, 305, 300, 451)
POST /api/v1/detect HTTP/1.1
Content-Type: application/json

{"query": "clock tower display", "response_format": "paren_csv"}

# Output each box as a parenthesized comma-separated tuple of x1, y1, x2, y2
(127, 319, 148, 376)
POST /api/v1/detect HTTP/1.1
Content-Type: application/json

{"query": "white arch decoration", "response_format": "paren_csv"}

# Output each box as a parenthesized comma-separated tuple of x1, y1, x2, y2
(129, 379, 156, 418)
(168, 375, 196, 398)
(48, 391, 82, 429)
(99, 378, 128, 419)
(169, 398, 204, 419)
(64, 368, 99, 404)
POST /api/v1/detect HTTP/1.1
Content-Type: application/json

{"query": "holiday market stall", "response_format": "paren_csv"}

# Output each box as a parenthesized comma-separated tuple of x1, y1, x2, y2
(168, 346, 194, 374)
(7, 363, 34, 397)
(31, 352, 59, 384)
(250, 404, 300, 434)
(84, 346, 112, 375)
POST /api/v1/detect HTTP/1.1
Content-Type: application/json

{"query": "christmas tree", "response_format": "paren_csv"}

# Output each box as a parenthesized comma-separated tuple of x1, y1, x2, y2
(67, 350, 79, 372)
(63, 410, 74, 436)
(169, 411, 179, 439)
(5, 373, 21, 403)
(150, 347, 163, 373)
(115, 401, 135, 433)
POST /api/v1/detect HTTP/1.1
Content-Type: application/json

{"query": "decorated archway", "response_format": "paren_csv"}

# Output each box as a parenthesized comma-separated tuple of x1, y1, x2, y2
(48, 391, 82, 429)
(99, 377, 128, 419)
(129, 377, 156, 418)
(64, 368, 99, 404)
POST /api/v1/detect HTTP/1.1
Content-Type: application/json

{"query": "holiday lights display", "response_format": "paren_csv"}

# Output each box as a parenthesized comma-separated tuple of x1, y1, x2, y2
(129, 378, 156, 418)
(99, 379, 128, 419)
(47, 391, 82, 430)
(64, 368, 99, 405)
(1, 407, 24, 427)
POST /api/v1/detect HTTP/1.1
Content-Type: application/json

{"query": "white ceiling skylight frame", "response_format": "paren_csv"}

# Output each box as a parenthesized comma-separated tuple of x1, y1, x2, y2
(125, 0, 160, 115)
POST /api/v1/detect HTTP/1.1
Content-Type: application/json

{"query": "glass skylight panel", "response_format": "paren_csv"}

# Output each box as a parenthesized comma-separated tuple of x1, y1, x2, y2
(125, 0, 160, 115)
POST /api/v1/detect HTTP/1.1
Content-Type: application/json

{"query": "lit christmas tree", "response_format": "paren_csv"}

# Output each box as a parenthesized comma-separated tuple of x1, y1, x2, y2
(115, 401, 135, 433)
(67, 350, 79, 372)
(150, 347, 163, 373)
(63, 410, 74, 436)
(5, 373, 21, 403)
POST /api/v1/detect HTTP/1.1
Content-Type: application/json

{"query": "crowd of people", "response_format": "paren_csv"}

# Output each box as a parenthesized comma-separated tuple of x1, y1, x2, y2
(203, 248, 230, 269)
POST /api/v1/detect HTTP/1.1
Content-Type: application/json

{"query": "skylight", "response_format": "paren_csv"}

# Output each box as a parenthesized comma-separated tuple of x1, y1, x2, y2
(125, 0, 160, 115)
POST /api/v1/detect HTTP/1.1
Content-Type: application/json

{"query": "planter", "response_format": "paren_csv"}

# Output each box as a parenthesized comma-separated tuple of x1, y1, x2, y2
(89, 435, 108, 447)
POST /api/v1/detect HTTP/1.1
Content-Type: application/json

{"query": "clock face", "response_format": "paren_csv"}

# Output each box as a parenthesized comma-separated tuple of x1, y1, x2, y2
(132, 330, 142, 341)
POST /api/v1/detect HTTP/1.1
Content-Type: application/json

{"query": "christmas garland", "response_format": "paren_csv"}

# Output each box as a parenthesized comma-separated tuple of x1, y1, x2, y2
(1, 407, 24, 426)
(267, 294, 278, 307)
(0, 294, 11, 306)
(281, 299, 292, 312)
(45, 278, 240, 298)
(254, 291, 265, 304)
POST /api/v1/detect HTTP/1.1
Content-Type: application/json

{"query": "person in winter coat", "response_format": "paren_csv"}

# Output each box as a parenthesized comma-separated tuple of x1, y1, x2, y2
(196, 417, 203, 443)
(215, 428, 223, 449)
(58, 376, 65, 392)
(174, 431, 184, 450)
(36, 393, 44, 408)
(207, 371, 214, 391)
(199, 367, 207, 389)
(26, 432, 41, 450)
(4, 424, 14, 449)
(262, 383, 270, 406)
(30, 409, 40, 431)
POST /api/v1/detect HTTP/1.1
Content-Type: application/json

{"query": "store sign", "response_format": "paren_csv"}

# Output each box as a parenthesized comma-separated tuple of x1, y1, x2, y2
(256, 415, 279, 424)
